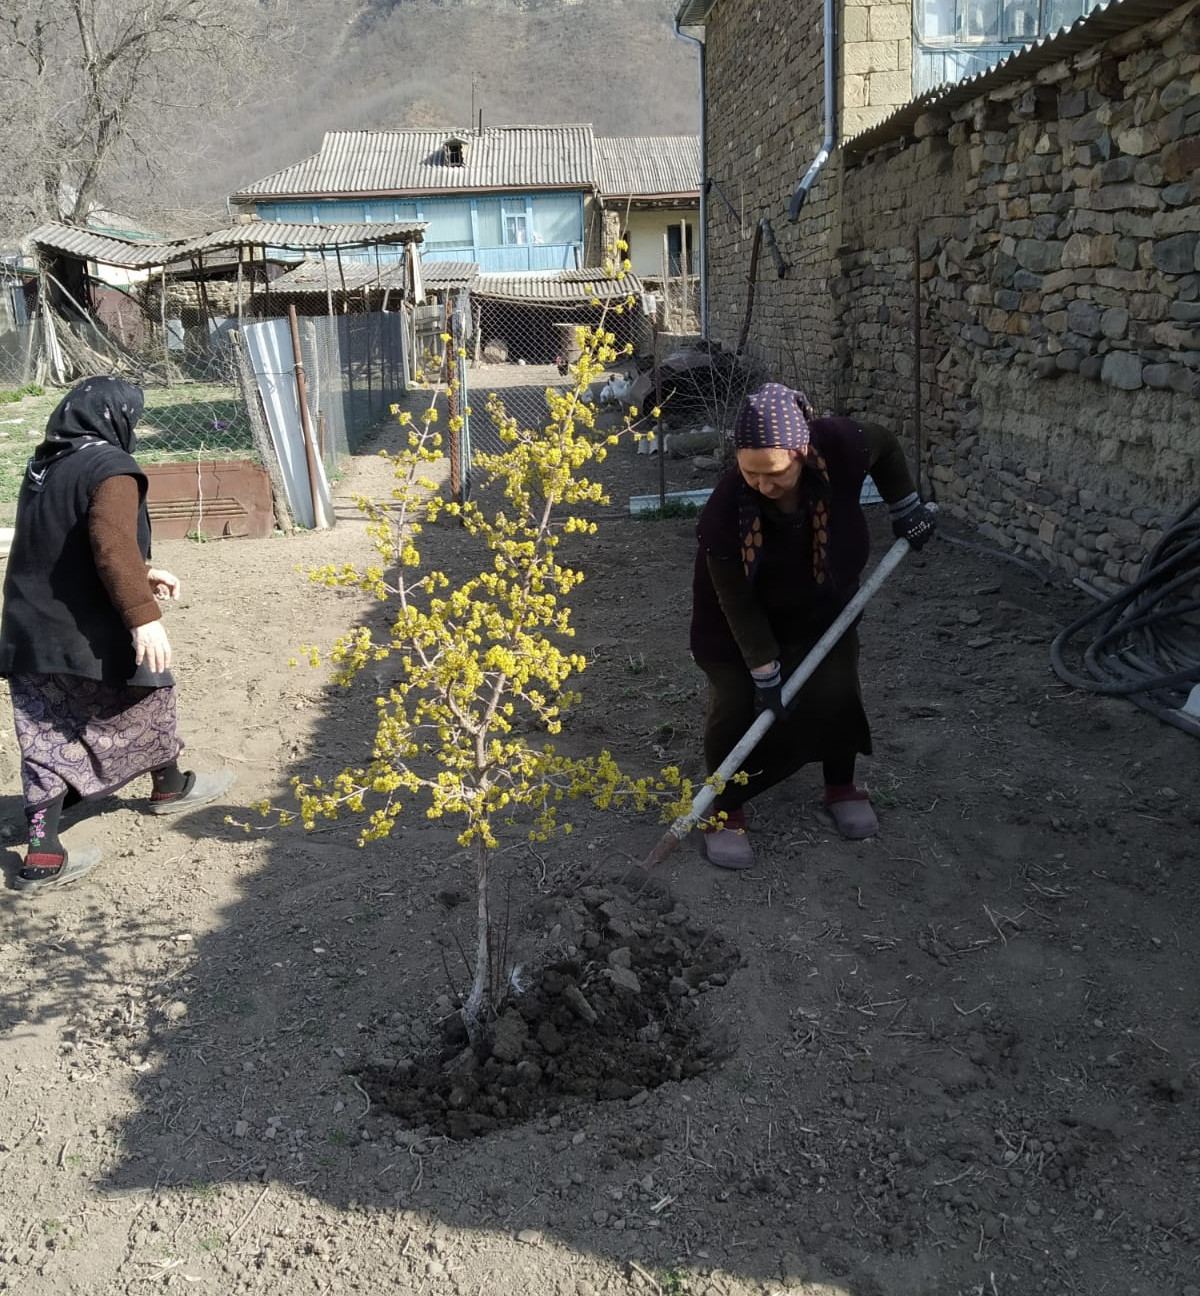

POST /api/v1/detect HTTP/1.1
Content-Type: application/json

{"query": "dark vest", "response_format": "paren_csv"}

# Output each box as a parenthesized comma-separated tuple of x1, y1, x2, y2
(0, 443, 172, 687)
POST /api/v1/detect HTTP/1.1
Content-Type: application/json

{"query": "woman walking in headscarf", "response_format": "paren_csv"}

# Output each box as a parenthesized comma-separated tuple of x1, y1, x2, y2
(690, 383, 936, 870)
(1, 376, 234, 893)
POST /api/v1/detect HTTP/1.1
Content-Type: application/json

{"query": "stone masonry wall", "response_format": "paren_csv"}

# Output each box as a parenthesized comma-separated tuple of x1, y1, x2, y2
(703, 0, 1199, 589)
(841, 0, 914, 140)
(836, 0, 1200, 588)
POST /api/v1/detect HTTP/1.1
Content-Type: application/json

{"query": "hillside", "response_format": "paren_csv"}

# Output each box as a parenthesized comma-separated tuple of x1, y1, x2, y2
(150, 0, 700, 223)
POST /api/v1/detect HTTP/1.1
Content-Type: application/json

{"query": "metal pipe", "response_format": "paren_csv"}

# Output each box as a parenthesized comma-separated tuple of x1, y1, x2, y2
(674, 16, 708, 335)
(789, 0, 837, 222)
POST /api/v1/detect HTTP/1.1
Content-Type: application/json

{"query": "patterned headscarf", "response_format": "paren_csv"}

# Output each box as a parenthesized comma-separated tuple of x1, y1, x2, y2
(26, 376, 144, 492)
(734, 383, 832, 585)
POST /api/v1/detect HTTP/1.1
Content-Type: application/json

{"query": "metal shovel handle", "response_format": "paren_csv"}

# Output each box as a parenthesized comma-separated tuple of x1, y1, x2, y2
(640, 536, 912, 870)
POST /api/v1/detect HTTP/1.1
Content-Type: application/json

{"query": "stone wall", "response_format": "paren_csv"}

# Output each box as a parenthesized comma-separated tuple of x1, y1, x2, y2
(703, 0, 1200, 588)
(841, 0, 914, 139)
(703, 0, 842, 403)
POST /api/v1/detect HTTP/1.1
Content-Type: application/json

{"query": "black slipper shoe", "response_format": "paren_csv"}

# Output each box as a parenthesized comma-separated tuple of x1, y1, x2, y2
(148, 768, 236, 815)
(16, 846, 104, 894)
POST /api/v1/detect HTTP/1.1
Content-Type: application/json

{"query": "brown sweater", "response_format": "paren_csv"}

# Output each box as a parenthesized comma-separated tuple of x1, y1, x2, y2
(89, 476, 160, 630)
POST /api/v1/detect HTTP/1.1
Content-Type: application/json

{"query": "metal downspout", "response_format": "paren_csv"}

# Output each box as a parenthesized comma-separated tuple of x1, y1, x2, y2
(789, 0, 837, 222)
(674, 17, 709, 336)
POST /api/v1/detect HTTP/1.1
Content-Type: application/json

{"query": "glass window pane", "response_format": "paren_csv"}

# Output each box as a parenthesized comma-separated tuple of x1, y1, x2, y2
(921, 0, 957, 40)
(1003, 0, 1040, 41)
(504, 213, 528, 246)
(961, 0, 1001, 39)
(531, 194, 580, 246)
(475, 198, 502, 246)
(1043, 0, 1083, 32)
(424, 198, 472, 249)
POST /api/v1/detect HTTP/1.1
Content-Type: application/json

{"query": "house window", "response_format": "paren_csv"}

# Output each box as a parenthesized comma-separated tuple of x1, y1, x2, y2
(530, 193, 582, 246)
(916, 0, 1100, 90)
(423, 198, 473, 251)
(504, 211, 529, 246)
(443, 138, 467, 167)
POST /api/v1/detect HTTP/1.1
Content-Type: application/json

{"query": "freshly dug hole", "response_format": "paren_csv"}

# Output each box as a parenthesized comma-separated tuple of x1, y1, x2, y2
(356, 882, 741, 1139)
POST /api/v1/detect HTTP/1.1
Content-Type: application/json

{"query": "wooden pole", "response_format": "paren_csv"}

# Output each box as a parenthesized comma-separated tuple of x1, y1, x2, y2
(159, 267, 169, 372)
(287, 303, 329, 530)
(661, 231, 670, 331)
(654, 312, 665, 507)
(444, 294, 461, 502)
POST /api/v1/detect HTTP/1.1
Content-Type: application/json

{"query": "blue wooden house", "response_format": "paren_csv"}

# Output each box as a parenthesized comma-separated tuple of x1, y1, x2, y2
(231, 125, 598, 272)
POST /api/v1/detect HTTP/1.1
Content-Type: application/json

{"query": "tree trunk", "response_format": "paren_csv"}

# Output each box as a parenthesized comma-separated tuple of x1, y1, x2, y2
(462, 838, 491, 1044)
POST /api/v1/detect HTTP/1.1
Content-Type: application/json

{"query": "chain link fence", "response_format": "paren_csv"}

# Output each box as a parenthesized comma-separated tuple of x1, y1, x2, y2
(0, 270, 413, 510)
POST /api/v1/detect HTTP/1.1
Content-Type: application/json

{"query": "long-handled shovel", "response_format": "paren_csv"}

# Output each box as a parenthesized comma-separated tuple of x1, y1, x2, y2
(639, 536, 913, 872)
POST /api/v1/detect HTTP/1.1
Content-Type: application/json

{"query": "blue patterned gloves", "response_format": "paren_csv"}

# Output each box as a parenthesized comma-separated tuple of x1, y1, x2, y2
(889, 492, 937, 550)
(751, 661, 787, 721)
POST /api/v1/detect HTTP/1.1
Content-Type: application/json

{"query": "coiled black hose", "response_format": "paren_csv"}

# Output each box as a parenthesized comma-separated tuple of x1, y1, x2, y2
(1050, 496, 1200, 738)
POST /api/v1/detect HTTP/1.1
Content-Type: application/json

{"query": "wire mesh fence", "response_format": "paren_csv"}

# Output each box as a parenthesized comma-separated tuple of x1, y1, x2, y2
(294, 308, 408, 480)
(0, 277, 413, 512)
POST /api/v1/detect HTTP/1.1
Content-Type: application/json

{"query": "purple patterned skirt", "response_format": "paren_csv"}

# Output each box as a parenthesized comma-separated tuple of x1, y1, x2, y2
(9, 673, 183, 808)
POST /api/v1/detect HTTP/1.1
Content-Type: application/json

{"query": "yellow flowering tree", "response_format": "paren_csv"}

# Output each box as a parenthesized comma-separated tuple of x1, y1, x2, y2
(293, 318, 690, 1042)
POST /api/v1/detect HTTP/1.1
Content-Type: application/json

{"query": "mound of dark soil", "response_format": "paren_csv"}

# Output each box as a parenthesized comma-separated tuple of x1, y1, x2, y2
(357, 883, 740, 1139)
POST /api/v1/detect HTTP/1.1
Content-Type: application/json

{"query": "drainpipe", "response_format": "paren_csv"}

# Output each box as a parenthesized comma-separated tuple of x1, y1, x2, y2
(789, 0, 837, 222)
(673, 17, 709, 336)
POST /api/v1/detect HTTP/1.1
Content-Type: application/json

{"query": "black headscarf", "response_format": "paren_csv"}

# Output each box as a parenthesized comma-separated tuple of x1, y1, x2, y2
(26, 376, 145, 492)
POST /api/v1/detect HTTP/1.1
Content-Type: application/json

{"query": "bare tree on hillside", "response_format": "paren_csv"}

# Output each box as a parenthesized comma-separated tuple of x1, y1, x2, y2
(0, 0, 290, 240)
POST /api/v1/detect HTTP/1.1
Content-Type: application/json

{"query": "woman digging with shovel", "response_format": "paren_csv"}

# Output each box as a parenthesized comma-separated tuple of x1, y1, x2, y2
(689, 383, 935, 870)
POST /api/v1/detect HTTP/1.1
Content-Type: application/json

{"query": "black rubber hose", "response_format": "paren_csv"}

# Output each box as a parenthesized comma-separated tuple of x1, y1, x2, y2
(1050, 496, 1200, 736)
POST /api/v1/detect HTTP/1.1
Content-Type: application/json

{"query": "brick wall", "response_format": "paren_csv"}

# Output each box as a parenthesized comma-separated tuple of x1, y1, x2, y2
(704, 0, 841, 399)
(703, 0, 1200, 588)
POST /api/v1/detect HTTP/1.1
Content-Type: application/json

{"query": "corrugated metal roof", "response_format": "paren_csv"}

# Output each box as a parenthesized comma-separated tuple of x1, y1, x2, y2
(29, 219, 427, 270)
(472, 270, 643, 304)
(268, 258, 408, 293)
(269, 256, 479, 294)
(596, 136, 701, 199)
(845, 0, 1187, 155)
(183, 222, 426, 253)
(234, 126, 598, 199)
(421, 261, 479, 286)
(675, 0, 719, 25)
(28, 223, 174, 267)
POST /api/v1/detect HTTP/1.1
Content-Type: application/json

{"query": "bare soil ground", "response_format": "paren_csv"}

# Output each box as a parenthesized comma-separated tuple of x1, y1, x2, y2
(1, 375, 1198, 1296)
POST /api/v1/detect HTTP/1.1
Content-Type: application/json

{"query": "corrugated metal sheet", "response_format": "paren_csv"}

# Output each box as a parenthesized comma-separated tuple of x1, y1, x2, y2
(268, 258, 407, 293)
(421, 261, 479, 287)
(28, 223, 173, 268)
(675, 0, 719, 25)
(596, 137, 701, 199)
(182, 222, 426, 253)
(269, 257, 479, 294)
(845, 0, 1187, 154)
(234, 126, 598, 199)
(29, 219, 427, 270)
(472, 270, 642, 304)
